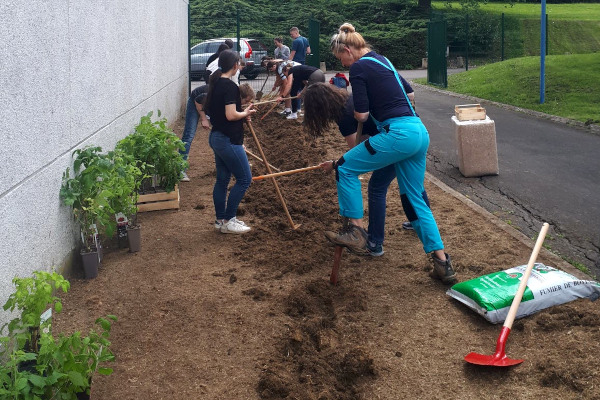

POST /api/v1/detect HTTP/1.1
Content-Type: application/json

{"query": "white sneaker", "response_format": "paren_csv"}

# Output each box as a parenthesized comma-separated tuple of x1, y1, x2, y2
(229, 217, 247, 226)
(286, 112, 298, 120)
(181, 171, 190, 182)
(220, 218, 251, 234)
(214, 220, 224, 230)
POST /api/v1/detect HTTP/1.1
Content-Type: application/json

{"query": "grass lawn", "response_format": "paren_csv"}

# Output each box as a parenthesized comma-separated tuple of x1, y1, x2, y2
(433, 2, 600, 20)
(415, 53, 600, 124)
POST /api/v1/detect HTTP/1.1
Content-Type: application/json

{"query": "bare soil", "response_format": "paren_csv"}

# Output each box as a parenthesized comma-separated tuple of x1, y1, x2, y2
(54, 109, 600, 399)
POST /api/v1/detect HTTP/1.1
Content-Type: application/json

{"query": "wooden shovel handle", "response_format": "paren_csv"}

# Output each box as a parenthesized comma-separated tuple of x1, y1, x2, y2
(252, 165, 321, 181)
(354, 121, 364, 148)
(503, 222, 550, 329)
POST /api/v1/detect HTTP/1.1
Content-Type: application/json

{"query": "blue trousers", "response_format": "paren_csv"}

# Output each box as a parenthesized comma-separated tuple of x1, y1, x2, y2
(208, 131, 252, 221)
(367, 165, 430, 246)
(336, 116, 443, 253)
(180, 96, 199, 161)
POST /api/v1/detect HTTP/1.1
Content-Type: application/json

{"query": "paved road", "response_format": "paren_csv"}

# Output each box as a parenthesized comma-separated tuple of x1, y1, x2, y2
(410, 81, 600, 277)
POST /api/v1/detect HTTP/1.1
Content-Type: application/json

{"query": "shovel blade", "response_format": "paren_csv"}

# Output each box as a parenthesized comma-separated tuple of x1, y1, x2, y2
(256, 91, 263, 101)
(464, 351, 524, 367)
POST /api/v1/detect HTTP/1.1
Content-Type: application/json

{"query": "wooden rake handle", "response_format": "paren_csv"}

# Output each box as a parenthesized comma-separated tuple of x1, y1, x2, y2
(245, 149, 280, 172)
(252, 165, 321, 181)
(246, 121, 299, 230)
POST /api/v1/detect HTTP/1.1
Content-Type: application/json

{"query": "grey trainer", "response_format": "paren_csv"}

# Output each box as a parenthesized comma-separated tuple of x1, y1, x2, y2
(430, 253, 458, 284)
(324, 222, 369, 255)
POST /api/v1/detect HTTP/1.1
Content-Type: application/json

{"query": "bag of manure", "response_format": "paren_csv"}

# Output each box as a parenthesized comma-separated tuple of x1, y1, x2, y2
(447, 263, 600, 324)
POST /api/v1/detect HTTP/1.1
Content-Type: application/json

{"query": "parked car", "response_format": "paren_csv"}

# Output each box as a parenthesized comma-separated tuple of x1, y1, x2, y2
(190, 37, 268, 81)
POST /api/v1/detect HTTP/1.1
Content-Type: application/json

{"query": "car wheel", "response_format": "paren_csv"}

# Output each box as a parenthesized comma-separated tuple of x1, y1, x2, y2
(243, 71, 259, 80)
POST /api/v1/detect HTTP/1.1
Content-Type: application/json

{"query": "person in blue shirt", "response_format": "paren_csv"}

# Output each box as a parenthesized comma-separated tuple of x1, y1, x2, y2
(289, 27, 311, 65)
(322, 23, 457, 284)
(303, 83, 429, 256)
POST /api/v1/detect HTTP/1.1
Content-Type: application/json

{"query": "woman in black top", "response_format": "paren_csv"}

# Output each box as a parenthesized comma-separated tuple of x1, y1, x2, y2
(277, 64, 325, 119)
(205, 50, 256, 234)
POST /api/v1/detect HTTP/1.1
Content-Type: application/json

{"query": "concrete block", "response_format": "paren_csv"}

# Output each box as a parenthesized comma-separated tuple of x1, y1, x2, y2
(452, 116, 499, 177)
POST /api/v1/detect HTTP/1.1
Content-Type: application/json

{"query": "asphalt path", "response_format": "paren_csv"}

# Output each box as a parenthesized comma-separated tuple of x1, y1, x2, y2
(410, 79, 600, 277)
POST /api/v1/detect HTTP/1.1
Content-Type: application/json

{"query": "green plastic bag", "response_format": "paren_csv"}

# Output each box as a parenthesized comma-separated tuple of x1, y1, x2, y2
(447, 263, 600, 324)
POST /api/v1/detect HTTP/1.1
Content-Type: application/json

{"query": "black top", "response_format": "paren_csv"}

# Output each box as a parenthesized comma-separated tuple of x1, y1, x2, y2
(207, 78, 244, 145)
(337, 94, 379, 137)
(289, 65, 318, 81)
(349, 51, 414, 122)
(191, 85, 208, 104)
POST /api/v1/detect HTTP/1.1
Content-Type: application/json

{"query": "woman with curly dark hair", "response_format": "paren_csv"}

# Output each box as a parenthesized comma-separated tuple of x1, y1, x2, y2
(304, 83, 428, 257)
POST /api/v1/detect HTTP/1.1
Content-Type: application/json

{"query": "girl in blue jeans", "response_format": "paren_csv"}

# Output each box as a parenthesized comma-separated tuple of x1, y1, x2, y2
(204, 50, 256, 234)
(324, 23, 457, 284)
(303, 83, 430, 257)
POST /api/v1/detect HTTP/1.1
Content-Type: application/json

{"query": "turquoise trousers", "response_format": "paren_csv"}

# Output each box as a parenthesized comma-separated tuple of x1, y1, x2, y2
(335, 116, 444, 253)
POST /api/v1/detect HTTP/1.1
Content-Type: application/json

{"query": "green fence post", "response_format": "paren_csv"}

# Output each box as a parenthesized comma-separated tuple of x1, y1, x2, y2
(307, 18, 320, 68)
(465, 14, 469, 71)
(236, 10, 241, 52)
(501, 13, 505, 61)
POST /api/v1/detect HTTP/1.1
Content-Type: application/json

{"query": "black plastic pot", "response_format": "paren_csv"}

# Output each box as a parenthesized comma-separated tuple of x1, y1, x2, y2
(126, 224, 141, 253)
(80, 249, 99, 279)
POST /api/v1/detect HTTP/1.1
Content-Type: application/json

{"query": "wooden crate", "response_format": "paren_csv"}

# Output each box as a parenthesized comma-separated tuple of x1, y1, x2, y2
(136, 185, 179, 212)
(455, 104, 486, 121)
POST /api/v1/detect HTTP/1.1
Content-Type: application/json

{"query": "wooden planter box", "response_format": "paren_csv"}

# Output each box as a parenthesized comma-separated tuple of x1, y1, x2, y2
(136, 185, 179, 212)
(455, 104, 486, 121)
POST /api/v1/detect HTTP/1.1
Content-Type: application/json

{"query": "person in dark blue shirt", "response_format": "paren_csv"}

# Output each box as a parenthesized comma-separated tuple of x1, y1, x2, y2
(289, 27, 311, 64)
(322, 23, 457, 284)
(303, 83, 430, 257)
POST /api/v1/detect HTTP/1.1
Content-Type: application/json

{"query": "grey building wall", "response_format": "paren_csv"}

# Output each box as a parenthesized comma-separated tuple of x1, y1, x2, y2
(0, 1, 189, 319)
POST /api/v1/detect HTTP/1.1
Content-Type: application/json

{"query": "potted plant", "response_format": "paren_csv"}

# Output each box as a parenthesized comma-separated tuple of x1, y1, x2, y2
(0, 271, 116, 399)
(116, 111, 187, 194)
(60, 146, 121, 277)
(105, 149, 144, 252)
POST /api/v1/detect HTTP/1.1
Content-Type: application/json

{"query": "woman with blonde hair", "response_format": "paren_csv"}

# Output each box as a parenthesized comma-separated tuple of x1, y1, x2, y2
(323, 23, 457, 284)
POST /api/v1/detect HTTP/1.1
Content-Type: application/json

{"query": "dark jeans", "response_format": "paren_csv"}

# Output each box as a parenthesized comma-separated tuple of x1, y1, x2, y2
(208, 130, 252, 221)
(180, 96, 198, 161)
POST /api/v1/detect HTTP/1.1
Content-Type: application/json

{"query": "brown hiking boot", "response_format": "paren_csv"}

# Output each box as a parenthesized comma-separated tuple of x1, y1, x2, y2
(324, 222, 369, 255)
(430, 253, 458, 284)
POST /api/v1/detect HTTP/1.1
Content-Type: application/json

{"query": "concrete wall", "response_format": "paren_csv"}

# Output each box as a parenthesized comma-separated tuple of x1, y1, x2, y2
(0, 1, 189, 320)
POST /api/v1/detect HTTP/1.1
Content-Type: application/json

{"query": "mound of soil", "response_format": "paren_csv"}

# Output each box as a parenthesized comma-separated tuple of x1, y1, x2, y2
(54, 109, 600, 399)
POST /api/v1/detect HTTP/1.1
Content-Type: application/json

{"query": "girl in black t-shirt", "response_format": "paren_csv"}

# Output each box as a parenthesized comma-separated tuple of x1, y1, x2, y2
(204, 50, 256, 234)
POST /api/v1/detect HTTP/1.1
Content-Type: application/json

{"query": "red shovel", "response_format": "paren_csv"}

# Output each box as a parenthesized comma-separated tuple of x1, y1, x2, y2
(464, 222, 550, 367)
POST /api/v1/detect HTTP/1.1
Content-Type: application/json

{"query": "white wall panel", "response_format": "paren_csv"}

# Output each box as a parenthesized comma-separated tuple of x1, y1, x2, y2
(0, 0, 190, 324)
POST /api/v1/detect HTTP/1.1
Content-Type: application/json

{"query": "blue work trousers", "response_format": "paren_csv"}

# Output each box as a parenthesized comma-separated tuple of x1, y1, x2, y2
(336, 116, 443, 253)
